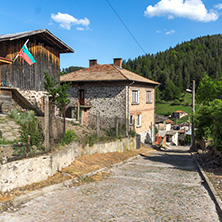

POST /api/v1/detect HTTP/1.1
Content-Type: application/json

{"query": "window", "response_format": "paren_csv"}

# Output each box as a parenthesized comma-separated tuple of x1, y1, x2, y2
(79, 89, 85, 105)
(132, 90, 139, 104)
(137, 114, 141, 127)
(130, 115, 134, 125)
(146, 90, 152, 103)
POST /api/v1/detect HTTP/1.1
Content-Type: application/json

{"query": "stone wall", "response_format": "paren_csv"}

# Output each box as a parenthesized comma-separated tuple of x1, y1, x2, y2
(19, 90, 46, 112)
(0, 137, 136, 192)
(67, 85, 126, 128)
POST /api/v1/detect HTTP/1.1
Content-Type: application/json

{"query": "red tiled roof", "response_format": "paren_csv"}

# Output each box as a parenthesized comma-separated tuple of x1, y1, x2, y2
(174, 110, 186, 113)
(179, 129, 186, 133)
(166, 119, 175, 124)
(60, 64, 160, 85)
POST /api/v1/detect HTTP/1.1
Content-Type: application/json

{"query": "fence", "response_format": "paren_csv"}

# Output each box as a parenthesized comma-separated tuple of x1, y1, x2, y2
(88, 113, 134, 139)
(0, 97, 137, 163)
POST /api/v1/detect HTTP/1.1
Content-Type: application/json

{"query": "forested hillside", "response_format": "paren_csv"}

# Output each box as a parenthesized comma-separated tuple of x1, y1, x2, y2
(60, 66, 84, 76)
(123, 34, 222, 101)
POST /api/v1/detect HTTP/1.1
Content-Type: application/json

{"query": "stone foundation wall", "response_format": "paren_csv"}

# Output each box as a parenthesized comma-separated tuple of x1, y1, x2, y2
(19, 90, 46, 112)
(0, 137, 136, 192)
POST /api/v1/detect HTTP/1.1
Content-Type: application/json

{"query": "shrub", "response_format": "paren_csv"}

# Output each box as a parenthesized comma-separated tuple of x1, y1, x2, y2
(171, 99, 180, 105)
(129, 130, 136, 137)
(61, 130, 78, 145)
(9, 110, 44, 148)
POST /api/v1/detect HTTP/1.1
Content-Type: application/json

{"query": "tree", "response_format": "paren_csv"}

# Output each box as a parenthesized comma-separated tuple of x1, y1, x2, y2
(43, 72, 70, 138)
(196, 74, 217, 105)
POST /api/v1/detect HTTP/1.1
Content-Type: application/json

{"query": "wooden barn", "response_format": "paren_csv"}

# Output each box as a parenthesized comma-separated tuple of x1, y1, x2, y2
(0, 29, 73, 114)
(0, 29, 74, 91)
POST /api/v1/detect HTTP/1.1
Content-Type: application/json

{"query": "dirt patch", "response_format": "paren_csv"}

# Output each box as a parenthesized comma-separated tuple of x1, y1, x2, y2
(0, 145, 155, 204)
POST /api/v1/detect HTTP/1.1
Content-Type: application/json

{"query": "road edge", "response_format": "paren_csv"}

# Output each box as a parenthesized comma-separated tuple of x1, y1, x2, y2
(191, 153, 222, 218)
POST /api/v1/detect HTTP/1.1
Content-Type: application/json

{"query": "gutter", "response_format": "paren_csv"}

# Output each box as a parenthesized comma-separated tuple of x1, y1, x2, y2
(126, 81, 135, 135)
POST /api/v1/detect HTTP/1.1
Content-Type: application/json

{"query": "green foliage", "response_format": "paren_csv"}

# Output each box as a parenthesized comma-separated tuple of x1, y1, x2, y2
(171, 99, 180, 105)
(81, 124, 130, 147)
(155, 127, 158, 135)
(123, 34, 222, 101)
(156, 101, 191, 116)
(129, 130, 136, 137)
(60, 66, 84, 76)
(43, 72, 59, 101)
(171, 115, 189, 125)
(20, 119, 43, 147)
(43, 72, 71, 111)
(9, 110, 43, 147)
(82, 133, 99, 147)
(195, 100, 222, 150)
(196, 75, 222, 150)
(44, 72, 71, 137)
(0, 137, 18, 145)
(196, 74, 222, 105)
(61, 130, 78, 145)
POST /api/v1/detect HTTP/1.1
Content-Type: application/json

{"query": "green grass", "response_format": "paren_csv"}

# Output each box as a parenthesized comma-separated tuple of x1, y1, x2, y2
(156, 92, 193, 117)
(171, 115, 190, 125)
(156, 101, 192, 116)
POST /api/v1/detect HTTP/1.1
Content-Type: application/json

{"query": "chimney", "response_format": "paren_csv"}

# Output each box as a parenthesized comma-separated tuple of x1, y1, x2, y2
(89, 59, 97, 67)
(113, 58, 122, 68)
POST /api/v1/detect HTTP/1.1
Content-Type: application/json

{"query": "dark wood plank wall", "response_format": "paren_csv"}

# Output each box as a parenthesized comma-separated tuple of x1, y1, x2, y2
(0, 38, 60, 91)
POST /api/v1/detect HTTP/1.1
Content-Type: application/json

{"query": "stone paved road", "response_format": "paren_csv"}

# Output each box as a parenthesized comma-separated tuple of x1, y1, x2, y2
(0, 146, 220, 222)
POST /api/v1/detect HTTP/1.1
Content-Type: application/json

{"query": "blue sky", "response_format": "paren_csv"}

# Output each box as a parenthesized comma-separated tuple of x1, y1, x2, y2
(1, 0, 222, 69)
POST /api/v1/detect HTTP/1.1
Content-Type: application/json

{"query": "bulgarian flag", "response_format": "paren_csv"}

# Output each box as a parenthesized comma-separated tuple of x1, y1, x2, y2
(13, 39, 36, 65)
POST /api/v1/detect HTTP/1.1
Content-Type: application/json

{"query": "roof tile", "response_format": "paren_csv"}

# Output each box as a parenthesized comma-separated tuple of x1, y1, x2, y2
(61, 64, 159, 85)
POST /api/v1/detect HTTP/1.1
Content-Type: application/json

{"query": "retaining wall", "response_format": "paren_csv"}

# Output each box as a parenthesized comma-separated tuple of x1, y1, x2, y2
(0, 137, 136, 192)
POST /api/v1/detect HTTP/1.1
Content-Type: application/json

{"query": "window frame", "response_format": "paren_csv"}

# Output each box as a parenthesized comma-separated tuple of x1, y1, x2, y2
(132, 89, 139, 104)
(136, 114, 141, 127)
(146, 90, 152, 104)
(130, 115, 134, 126)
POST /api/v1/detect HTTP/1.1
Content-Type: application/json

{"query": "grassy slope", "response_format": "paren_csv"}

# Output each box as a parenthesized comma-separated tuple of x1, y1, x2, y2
(155, 92, 193, 117)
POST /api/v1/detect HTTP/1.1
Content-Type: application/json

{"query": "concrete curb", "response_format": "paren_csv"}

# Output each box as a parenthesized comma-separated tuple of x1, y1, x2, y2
(0, 153, 142, 211)
(191, 153, 222, 217)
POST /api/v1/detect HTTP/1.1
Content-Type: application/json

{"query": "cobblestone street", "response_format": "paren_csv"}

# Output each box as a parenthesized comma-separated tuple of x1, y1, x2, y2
(0, 146, 220, 222)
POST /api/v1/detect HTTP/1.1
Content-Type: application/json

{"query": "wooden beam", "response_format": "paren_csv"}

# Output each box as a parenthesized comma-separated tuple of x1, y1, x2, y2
(0, 57, 13, 66)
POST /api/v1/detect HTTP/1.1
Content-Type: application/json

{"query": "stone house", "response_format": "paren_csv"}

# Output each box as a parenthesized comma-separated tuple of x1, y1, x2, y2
(60, 58, 159, 143)
(0, 29, 73, 114)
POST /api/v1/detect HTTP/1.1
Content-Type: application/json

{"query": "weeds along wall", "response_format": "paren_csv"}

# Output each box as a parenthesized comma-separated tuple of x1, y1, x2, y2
(0, 137, 137, 192)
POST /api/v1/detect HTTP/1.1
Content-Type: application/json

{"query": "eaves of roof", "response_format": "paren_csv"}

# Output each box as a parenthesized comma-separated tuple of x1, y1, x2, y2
(0, 29, 74, 53)
(60, 64, 160, 85)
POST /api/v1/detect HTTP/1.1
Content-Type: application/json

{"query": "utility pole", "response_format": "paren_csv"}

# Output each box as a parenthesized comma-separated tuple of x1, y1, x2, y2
(191, 80, 195, 151)
(186, 80, 195, 151)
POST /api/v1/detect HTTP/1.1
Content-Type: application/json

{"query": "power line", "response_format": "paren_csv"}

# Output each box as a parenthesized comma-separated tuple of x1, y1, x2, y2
(105, 0, 146, 54)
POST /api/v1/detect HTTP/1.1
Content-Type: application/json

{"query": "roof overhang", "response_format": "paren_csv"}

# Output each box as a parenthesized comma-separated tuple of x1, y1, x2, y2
(0, 57, 13, 66)
(61, 79, 160, 85)
(0, 29, 74, 53)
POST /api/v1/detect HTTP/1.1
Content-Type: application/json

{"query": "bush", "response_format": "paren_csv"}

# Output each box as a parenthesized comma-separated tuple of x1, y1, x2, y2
(61, 130, 78, 145)
(9, 110, 44, 148)
(129, 130, 136, 137)
(171, 99, 180, 105)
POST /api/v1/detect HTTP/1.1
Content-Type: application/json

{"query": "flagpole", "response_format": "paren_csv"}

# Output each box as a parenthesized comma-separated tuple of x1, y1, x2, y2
(13, 39, 29, 63)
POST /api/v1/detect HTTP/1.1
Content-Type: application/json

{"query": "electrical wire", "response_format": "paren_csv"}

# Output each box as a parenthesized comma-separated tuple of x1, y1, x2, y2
(105, 0, 146, 54)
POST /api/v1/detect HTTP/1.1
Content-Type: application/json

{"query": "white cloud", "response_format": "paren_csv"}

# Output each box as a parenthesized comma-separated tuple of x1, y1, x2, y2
(166, 29, 175, 35)
(156, 29, 175, 35)
(215, 4, 222, 10)
(144, 0, 218, 22)
(51, 12, 90, 30)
